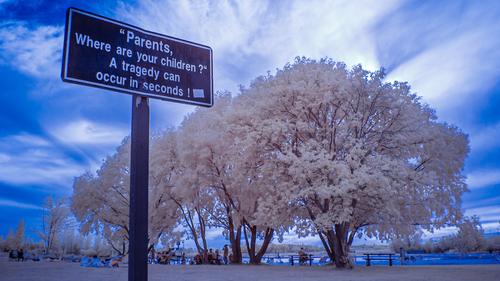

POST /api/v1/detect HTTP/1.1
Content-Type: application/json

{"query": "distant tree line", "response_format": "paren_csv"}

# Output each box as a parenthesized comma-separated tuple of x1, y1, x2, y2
(391, 216, 500, 253)
(0, 197, 114, 258)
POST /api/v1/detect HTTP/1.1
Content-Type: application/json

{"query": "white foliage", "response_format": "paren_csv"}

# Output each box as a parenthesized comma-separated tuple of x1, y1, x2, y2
(72, 137, 179, 252)
(230, 58, 468, 265)
(71, 58, 468, 266)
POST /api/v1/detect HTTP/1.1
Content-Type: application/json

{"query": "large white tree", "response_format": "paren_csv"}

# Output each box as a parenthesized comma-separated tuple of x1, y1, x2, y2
(152, 130, 216, 263)
(174, 93, 245, 263)
(227, 96, 295, 264)
(233, 58, 469, 268)
(169, 93, 293, 264)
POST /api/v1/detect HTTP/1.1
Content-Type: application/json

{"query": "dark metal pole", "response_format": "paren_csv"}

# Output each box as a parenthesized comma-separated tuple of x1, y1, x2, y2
(129, 95, 149, 281)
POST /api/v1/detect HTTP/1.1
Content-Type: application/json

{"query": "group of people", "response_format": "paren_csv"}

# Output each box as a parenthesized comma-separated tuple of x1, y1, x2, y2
(153, 245, 308, 265)
(193, 245, 230, 265)
(8, 249, 24, 261)
(151, 248, 187, 265)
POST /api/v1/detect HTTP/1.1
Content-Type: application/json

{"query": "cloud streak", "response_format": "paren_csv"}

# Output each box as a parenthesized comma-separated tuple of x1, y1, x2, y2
(117, 0, 401, 93)
(466, 169, 500, 190)
(50, 119, 128, 146)
(0, 22, 62, 79)
(0, 133, 85, 188)
(383, 1, 500, 124)
(470, 122, 500, 153)
(465, 205, 500, 224)
(0, 199, 43, 210)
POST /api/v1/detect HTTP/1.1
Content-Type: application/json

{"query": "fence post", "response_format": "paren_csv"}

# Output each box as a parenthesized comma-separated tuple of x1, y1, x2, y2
(366, 254, 371, 266)
(399, 247, 405, 265)
(309, 255, 313, 266)
(389, 254, 393, 266)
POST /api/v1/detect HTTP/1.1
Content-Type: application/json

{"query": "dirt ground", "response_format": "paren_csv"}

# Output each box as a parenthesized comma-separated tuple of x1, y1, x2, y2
(0, 259, 499, 281)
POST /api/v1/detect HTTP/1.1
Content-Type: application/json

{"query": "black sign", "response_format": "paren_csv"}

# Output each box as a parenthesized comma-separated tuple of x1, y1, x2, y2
(61, 8, 213, 107)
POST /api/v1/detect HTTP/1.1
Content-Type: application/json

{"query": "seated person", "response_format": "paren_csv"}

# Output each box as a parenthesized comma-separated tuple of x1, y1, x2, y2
(208, 249, 215, 264)
(9, 250, 18, 261)
(194, 253, 202, 265)
(111, 256, 123, 268)
(298, 248, 308, 265)
(158, 252, 167, 264)
(215, 249, 221, 265)
(181, 252, 186, 265)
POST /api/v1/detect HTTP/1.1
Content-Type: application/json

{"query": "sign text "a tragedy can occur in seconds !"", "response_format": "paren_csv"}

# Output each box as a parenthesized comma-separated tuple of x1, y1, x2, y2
(61, 8, 213, 107)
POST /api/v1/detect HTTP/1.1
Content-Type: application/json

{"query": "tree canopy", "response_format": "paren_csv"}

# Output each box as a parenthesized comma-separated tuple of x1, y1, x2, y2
(71, 58, 469, 267)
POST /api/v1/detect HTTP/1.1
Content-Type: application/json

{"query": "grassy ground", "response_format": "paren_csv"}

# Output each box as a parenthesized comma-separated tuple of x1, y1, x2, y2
(1, 259, 499, 281)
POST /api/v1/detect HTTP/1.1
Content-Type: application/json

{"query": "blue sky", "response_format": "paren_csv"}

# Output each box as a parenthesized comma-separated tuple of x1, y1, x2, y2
(0, 0, 499, 246)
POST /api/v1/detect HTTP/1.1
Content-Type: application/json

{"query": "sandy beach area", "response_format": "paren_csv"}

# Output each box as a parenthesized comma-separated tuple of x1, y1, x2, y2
(0, 259, 499, 281)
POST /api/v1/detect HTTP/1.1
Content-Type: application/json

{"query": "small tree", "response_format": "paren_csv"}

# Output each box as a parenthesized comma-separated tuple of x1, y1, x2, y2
(453, 215, 485, 253)
(5, 230, 15, 251)
(391, 230, 423, 252)
(12, 219, 25, 249)
(38, 197, 68, 254)
(72, 137, 180, 255)
(0, 235, 5, 251)
(485, 236, 500, 253)
(60, 229, 83, 255)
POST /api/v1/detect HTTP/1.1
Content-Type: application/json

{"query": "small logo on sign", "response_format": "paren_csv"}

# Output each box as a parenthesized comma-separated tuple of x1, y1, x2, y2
(193, 89, 205, 98)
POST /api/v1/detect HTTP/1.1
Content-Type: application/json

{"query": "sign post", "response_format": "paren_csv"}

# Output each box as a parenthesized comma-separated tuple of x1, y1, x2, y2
(61, 7, 213, 281)
(129, 95, 149, 281)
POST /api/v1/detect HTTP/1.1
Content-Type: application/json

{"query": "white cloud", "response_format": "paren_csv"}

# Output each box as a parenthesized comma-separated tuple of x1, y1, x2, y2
(385, 4, 500, 121)
(470, 122, 500, 153)
(205, 228, 223, 240)
(117, 0, 402, 93)
(481, 221, 500, 232)
(0, 133, 86, 188)
(6, 133, 51, 147)
(280, 232, 322, 246)
(50, 119, 128, 146)
(422, 220, 499, 239)
(0, 199, 43, 210)
(466, 169, 500, 189)
(0, 22, 63, 78)
(465, 205, 500, 223)
(0, 148, 85, 187)
(0, 152, 10, 163)
(387, 31, 500, 110)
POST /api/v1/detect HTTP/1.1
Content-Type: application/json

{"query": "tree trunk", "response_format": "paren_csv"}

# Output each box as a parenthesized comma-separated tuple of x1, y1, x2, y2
(228, 216, 242, 263)
(253, 227, 274, 264)
(322, 224, 353, 269)
(178, 204, 209, 264)
(243, 224, 274, 264)
(199, 212, 209, 264)
(122, 240, 127, 256)
(318, 231, 334, 262)
(108, 238, 127, 256)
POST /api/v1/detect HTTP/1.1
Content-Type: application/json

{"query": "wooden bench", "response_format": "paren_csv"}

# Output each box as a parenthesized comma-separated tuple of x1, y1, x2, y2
(363, 253, 397, 266)
(289, 254, 314, 266)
